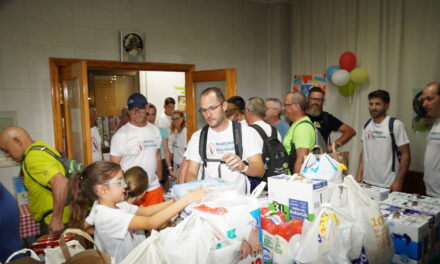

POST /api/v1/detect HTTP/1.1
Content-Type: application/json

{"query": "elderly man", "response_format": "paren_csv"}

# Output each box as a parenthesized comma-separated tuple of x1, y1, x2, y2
(282, 92, 316, 173)
(422, 82, 440, 196)
(0, 126, 69, 236)
(264, 98, 290, 140)
(184, 87, 265, 194)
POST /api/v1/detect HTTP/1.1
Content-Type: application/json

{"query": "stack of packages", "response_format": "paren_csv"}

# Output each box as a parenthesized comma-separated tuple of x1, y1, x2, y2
(264, 153, 394, 264)
(379, 192, 440, 264)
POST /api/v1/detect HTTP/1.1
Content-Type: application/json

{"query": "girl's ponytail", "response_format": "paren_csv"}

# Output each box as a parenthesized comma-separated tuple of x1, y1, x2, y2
(69, 170, 91, 229)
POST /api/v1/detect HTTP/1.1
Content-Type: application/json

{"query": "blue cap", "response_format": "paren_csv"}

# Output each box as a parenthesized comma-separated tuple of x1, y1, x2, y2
(127, 93, 148, 110)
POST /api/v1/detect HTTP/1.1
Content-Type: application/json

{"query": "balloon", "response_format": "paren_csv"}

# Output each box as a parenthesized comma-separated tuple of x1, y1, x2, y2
(339, 81, 356, 96)
(339, 51, 357, 71)
(331, 69, 350, 86)
(350, 67, 368, 83)
(326, 65, 340, 81)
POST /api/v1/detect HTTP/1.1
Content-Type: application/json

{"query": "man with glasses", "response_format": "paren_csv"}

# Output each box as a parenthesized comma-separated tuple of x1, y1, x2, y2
(282, 91, 316, 173)
(110, 93, 163, 206)
(264, 98, 290, 140)
(306, 87, 356, 151)
(184, 87, 265, 194)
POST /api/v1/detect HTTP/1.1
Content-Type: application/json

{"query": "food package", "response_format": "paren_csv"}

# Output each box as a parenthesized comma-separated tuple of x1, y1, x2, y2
(268, 174, 330, 221)
(389, 192, 440, 207)
(171, 178, 237, 200)
(359, 183, 390, 201)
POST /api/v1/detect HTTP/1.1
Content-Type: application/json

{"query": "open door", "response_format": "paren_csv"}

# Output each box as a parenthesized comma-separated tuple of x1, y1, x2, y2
(185, 68, 237, 138)
(60, 60, 92, 165)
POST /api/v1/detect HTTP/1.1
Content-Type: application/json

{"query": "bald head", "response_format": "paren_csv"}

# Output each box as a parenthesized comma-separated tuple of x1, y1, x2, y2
(0, 126, 34, 162)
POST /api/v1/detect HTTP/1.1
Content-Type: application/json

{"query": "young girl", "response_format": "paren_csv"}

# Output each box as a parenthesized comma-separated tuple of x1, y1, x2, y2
(124, 166, 148, 205)
(169, 111, 187, 177)
(69, 161, 208, 263)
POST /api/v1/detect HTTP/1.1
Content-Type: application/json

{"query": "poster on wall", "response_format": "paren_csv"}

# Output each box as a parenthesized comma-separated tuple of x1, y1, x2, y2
(292, 74, 326, 95)
(412, 88, 435, 132)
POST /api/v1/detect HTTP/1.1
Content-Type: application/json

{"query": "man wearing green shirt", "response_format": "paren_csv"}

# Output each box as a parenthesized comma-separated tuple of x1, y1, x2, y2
(0, 126, 69, 236)
(282, 92, 315, 173)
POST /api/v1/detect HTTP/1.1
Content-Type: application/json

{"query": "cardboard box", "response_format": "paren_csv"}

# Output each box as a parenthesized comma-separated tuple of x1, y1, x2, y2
(389, 192, 440, 207)
(268, 175, 329, 221)
(392, 253, 424, 264)
(386, 212, 429, 262)
(360, 183, 390, 201)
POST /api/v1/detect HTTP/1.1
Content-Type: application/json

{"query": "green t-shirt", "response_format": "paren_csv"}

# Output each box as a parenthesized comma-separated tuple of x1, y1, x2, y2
(282, 116, 316, 154)
(22, 141, 70, 224)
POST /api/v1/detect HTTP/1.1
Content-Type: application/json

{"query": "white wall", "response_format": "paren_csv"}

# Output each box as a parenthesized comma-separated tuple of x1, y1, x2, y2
(0, 0, 292, 193)
(139, 71, 185, 117)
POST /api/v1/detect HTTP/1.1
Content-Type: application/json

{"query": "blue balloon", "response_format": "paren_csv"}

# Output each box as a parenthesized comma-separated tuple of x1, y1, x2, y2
(326, 65, 340, 81)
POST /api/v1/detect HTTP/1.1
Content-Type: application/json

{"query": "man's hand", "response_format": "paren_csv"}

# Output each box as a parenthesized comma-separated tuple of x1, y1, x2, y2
(49, 218, 64, 237)
(390, 179, 403, 192)
(222, 152, 245, 171)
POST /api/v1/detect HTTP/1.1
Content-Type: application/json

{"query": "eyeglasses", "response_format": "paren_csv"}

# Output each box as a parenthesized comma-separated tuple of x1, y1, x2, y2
(309, 97, 324, 102)
(102, 179, 126, 186)
(172, 117, 182, 121)
(283, 103, 295, 107)
(198, 102, 224, 115)
(266, 107, 280, 110)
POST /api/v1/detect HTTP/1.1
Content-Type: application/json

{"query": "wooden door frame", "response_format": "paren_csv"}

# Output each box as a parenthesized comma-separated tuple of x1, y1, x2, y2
(50, 58, 236, 155)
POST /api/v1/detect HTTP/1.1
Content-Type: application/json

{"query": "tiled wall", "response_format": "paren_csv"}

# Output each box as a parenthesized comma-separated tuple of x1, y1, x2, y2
(0, 0, 291, 193)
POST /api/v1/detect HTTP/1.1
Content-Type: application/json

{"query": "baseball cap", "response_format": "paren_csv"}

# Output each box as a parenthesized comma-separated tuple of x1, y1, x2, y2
(127, 93, 148, 110)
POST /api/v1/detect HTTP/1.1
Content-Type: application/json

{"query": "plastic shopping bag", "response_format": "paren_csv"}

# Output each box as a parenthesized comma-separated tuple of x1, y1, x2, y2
(120, 230, 169, 264)
(300, 153, 345, 183)
(344, 176, 394, 264)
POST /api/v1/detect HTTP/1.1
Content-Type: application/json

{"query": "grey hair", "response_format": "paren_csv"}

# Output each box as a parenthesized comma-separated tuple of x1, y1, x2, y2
(247, 97, 266, 118)
(285, 91, 307, 111)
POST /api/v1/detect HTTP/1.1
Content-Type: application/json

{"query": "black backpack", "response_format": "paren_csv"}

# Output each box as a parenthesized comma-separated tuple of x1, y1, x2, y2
(248, 124, 289, 180)
(199, 121, 242, 179)
(22, 145, 85, 192)
(363, 117, 401, 172)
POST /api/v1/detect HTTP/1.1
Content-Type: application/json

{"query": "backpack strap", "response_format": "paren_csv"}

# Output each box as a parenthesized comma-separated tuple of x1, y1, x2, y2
(232, 121, 243, 159)
(389, 117, 401, 172)
(291, 120, 315, 146)
(199, 125, 209, 179)
(249, 124, 270, 160)
(322, 112, 330, 145)
(363, 118, 372, 129)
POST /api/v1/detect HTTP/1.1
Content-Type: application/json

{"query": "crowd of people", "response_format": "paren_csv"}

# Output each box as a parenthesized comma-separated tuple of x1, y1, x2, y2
(0, 81, 439, 262)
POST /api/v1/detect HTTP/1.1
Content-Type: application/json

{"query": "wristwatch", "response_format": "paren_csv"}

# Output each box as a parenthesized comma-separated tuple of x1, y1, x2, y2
(240, 160, 249, 173)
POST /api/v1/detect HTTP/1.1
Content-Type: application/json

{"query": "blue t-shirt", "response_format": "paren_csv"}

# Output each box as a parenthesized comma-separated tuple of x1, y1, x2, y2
(158, 126, 169, 159)
(0, 183, 22, 262)
(274, 120, 290, 140)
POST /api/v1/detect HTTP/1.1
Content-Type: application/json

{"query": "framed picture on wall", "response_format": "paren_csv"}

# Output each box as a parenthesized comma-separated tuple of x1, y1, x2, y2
(178, 96, 186, 111)
(120, 31, 145, 63)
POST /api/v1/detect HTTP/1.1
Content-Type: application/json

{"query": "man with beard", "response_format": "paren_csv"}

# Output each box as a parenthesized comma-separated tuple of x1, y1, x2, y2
(306, 87, 356, 151)
(422, 82, 440, 196)
(356, 90, 411, 192)
(184, 87, 265, 194)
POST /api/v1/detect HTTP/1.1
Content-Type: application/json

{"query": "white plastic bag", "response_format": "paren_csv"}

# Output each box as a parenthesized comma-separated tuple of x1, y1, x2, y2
(344, 176, 394, 264)
(120, 230, 169, 264)
(300, 153, 344, 183)
(5, 248, 42, 263)
(44, 240, 85, 264)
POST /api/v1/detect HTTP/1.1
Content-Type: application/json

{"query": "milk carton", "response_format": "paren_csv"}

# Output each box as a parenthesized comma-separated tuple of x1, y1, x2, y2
(389, 192, 440, 207)
(386, 212, 429, 263)
(268, 175, 329, 221)
(360, 183, 390, 201)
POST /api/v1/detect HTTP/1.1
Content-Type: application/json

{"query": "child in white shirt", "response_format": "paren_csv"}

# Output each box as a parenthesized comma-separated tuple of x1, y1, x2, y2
(69, 161, 208, 263)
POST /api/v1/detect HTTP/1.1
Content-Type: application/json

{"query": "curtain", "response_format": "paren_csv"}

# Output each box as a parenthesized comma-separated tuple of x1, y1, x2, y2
(291, 0, 440, 173)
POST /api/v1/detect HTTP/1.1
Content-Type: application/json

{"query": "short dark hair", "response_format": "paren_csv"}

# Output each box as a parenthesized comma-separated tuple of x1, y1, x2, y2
(200, 87, 225, 102)
(164, 97, 176, 105)
(368, 90, 390, 104)
(308, 87, 324, 96)
(227, 96, 246, 113)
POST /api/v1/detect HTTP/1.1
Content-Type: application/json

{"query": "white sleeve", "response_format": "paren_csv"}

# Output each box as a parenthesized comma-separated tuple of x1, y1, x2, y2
(117, 201, 139, 215)
(242, 125, 262, 160)
(155, 127, 162, 149)
(184, 131, 202, 163)
(110, 130, 125, 157)
(394, 119, 410, 147)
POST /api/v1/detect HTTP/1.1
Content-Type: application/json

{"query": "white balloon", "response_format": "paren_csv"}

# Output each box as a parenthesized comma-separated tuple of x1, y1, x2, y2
(331, 69, 350, 86)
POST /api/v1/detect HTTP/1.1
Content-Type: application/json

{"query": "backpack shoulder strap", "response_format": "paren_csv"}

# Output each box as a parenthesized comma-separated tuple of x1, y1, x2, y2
(249, 124, 268, 140)
(389, 117, 400, 172)
(363, 118, 372, 129)
(199, 125, 210, 168)
(270, 126, 277, 138)
(22, 151, 52, 192)
(232, 121, 243, 159)
(291, 119, 315, 146)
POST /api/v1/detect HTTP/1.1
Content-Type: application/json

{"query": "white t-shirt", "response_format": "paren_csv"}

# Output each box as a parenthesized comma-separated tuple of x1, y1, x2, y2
(361, 116, 410, 188)
(156, 112, 172, 133)
(424, 119, 440, 197)
(91, 126, 103, 162)
(110, 122, 161, 191)
(169, 127, 187, 165)
(85, 201, 145, 264)
(184, 120, 261, 194)
(249, 120, 282, 145)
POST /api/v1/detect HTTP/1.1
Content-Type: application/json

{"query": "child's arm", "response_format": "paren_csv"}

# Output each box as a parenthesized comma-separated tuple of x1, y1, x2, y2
(83, 221, 95, 235)
(128, 188, 209, 230)
(135, 199, 174, 217)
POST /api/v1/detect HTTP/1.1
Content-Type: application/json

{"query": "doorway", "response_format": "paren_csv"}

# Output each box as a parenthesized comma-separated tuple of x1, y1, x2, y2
(50, 58, 237, 165)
